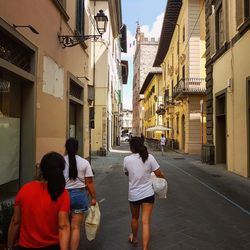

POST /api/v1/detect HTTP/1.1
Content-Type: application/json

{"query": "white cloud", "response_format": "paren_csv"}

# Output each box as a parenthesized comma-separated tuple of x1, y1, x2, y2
(141, 13, 164, 39)
(123, 12, 164, 58)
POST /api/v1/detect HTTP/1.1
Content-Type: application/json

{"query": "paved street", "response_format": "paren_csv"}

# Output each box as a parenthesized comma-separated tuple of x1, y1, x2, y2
(80, 143, 250, 250)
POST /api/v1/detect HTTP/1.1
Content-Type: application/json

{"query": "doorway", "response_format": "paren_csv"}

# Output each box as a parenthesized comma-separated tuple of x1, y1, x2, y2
(68, 78, 84, 156)
(216, 93, 226, 164)
(181, 114, 185, 150)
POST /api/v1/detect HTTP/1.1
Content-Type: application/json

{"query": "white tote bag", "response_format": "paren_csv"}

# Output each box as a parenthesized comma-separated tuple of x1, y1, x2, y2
(85, 202, 101, 241)
(151, 173, 168, 199)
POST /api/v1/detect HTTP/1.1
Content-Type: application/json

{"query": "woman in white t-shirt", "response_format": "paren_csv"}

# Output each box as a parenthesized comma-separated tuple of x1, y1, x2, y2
(64, 138, 96, 250)
(123, 137, 165, 250)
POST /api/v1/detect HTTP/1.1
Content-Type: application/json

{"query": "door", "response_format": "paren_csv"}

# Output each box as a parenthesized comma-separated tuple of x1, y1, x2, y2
(247, 79, 250, 176)
(216, 94, 226, 164)
(181, 114, 185, 150)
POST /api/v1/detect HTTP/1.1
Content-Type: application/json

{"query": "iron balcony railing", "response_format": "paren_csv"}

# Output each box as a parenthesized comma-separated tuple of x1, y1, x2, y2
(173, 78, 206, 98)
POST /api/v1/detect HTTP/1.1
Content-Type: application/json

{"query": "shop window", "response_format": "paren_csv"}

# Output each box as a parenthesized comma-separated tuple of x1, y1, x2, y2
(0, 76, 20, 193)
(76, 0, 84, 35)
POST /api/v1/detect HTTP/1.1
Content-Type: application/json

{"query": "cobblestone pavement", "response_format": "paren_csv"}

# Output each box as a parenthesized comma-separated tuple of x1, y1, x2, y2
(80, 143, 250, 250)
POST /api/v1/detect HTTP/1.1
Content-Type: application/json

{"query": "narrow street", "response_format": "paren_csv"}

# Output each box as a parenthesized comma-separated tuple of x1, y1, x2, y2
(80, 143, 250, 250)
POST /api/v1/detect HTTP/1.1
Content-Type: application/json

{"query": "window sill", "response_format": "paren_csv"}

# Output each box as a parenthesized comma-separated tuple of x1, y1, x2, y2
(52, 0, 69, 22)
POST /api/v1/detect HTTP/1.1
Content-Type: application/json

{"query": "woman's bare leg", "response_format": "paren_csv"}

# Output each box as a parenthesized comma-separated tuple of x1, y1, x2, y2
(141, 203, 154, 250)
(129, 203, 140, 242)
(70, 213, 84, 250)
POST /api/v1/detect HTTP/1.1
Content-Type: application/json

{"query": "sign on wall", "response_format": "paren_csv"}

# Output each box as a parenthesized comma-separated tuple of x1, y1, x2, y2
(43, 56, 64, 99)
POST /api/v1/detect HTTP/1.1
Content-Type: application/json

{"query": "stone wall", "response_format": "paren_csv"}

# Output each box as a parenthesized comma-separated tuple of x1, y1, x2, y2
(202, 0, 215, 164)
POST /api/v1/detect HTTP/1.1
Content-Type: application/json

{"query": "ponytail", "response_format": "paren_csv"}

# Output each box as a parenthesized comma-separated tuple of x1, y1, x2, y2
(139, 145, 149, 163)
(130, 136, 149, 163)
(40, 152, 65, 201)
(65, 138, 78, 180)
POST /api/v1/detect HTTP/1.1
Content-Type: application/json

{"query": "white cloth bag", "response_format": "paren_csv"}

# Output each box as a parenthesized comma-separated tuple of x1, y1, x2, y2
(85, 202, 101, 241)
(151, 173, 168, 199)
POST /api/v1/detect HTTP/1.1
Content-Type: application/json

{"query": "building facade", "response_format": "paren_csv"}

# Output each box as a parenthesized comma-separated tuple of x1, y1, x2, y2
(132, 25, 160, 136)
(89, 0, 127, 155)
(140, 72, 163, 139)
(121, 109, 132, 136)
(0, 0, 96, 199)
(203, 0, 250, 177)
(154, 0, 206, 154)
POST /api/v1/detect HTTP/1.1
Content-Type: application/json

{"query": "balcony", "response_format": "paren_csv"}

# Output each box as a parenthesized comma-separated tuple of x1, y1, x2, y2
(173, 78, 206, 99)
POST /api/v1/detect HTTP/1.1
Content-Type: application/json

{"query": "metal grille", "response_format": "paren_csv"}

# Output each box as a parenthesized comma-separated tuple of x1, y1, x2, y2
(0, 28, 33, 73)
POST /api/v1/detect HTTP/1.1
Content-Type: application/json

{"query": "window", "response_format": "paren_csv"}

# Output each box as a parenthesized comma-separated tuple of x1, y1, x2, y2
(76, 0, 84, 35)
(176, 116, 179, 134)
(216, 4, 224, 50)
(236, 0, 250, 27)
(182, 65, 185, 79)
(210, 0, 228, 56)
(182, 24, 185, 42)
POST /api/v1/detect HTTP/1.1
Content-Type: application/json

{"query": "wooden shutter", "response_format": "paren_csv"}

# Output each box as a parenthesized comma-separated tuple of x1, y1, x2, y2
(222, 0, 229, 42)
(236, 0, 244, 28)
(209, 13, 216, 57)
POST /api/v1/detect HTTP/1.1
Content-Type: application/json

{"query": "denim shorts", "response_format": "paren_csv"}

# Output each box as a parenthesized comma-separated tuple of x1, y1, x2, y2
(68, 188, 89, 213)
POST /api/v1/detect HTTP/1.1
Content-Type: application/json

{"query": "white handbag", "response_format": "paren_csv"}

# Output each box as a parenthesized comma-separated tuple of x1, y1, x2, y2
(85, 202, 101, 241)
(151, 173, 168, 199)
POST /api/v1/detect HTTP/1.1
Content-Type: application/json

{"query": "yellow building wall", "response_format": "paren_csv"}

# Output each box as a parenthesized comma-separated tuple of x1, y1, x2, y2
(143, 74, 163, 140)
(213, 31, 250, 177)
(162, 0, 205, 154)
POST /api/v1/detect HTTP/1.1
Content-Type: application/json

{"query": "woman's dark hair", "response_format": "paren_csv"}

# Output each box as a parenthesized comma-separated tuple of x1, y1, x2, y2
(130, 136, 149, 163)
(40, 152, 65, 201)
(65, 138, 78, 180)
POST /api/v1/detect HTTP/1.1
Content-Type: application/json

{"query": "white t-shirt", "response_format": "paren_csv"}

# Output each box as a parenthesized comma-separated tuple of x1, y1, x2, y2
(64, 155, 94, 189)
(160, 137, 166, 145)
(123, 153, 160, 201)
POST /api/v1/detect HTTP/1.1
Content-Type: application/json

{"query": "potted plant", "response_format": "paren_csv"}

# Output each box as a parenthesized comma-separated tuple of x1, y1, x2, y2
(0, 201, 13, 249)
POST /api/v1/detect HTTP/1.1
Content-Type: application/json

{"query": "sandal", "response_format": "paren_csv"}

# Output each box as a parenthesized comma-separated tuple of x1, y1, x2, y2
(128, 233, 138, 245)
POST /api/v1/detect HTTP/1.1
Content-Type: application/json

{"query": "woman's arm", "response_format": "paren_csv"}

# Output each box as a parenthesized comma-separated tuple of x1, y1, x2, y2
(85, 177, 97, 205)
(58, 211, 70, 250)
(8, 206, 21, 248)
(154, 168, 165, 179)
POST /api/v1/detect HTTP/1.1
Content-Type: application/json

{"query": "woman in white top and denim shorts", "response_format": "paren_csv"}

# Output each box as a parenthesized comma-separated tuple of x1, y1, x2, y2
(123, 137, 165, 250)
(64, 138, 97, 250)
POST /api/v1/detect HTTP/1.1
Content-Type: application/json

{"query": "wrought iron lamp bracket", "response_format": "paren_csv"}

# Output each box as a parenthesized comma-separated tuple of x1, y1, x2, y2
(58, 34, 102, 48)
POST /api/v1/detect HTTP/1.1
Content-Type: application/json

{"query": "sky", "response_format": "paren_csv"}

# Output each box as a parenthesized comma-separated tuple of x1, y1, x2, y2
(121, 0, 167, 110)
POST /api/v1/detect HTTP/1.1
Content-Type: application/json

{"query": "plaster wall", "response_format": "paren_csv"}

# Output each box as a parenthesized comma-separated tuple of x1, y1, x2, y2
(213, 31, 250, 177)
(0, 0, 90, 162)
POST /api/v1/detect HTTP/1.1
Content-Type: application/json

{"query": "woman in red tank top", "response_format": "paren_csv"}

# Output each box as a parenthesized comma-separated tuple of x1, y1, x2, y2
(7, 152, 70, 250)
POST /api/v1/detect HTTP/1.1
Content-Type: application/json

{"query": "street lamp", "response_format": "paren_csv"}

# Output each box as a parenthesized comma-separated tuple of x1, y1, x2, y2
(58, 9, 108, 48)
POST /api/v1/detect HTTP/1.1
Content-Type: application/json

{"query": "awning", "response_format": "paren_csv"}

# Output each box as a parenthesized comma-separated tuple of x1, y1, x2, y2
(146, 125, 172, 132)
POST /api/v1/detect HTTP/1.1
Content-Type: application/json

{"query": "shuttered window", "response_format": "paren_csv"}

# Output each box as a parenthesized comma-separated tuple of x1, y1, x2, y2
(236, 0, 244, 27)
(236, 0, 250, 28)
(209, 12, 216, 57)
(216, 5, 224, 49)
(76, 0, 84, 35)
(244, 0, 250, 19)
